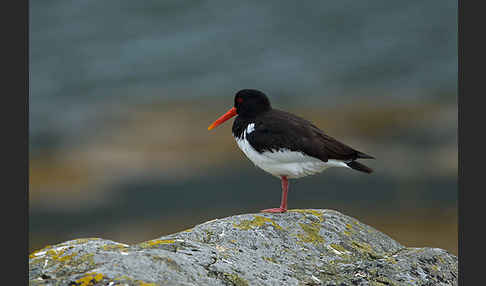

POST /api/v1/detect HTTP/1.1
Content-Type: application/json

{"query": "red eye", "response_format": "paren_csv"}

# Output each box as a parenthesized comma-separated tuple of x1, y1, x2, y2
(237, 98, 243, 103)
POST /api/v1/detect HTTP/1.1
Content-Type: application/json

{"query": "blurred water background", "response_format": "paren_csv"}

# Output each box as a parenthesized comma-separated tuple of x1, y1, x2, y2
(29, 0, 457, 254)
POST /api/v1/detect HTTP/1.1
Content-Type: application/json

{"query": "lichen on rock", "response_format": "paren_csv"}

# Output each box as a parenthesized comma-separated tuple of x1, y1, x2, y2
(29, 209, 458, 286)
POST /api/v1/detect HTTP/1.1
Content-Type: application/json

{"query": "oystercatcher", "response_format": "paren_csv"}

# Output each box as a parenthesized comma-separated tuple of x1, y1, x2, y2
(208, 89, 374, 213)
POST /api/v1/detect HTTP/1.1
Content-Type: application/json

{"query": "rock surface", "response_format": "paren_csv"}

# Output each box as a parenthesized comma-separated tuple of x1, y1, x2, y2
(29, 209, 458, 286)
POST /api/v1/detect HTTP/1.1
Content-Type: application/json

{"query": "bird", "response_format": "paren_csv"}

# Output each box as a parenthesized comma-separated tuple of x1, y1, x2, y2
(207, 89, 374, 213)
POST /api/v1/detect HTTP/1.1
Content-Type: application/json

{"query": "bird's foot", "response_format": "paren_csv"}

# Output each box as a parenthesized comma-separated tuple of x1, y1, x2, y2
(260, 207, 287, 213)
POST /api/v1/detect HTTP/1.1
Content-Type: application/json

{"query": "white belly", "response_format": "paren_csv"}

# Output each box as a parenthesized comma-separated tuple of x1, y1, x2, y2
(234, 125, 349, 179)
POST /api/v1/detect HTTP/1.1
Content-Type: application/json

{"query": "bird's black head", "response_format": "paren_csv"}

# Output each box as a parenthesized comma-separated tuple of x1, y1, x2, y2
(234, 89, 271, 118)
(207, 89, 271, 131)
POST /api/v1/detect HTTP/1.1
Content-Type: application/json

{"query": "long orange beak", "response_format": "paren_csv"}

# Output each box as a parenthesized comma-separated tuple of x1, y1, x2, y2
(208, 107, 237, 130)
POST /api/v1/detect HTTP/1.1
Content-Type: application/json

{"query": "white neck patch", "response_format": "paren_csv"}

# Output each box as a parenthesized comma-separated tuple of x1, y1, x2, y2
(246, 123, 255, 134)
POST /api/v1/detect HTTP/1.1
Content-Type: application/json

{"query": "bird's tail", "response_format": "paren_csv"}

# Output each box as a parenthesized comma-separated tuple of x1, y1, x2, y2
(356, 151, 375, 159)
(346, 161, 373, 174)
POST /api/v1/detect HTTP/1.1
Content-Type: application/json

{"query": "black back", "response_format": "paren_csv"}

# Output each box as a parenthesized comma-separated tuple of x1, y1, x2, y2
(231, 90, 374, 163)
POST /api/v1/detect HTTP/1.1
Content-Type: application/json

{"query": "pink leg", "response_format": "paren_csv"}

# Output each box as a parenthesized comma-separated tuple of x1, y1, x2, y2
(261, 176, 289, 213)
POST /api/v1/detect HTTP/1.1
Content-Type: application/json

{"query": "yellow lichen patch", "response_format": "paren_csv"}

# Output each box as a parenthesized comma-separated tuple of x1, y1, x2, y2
(223, 273, 249, 286)
(102, 243, 129, 252)
(343, 223, 353, 236)
(329, 243, 348, 254)
(351, 241, 383, 259)
(355, 241, 374, 251)
(138, 282, 158, 286)
(56, 251, 77, 262)
(75, 272, 104, 286)
(114, 275, 133, 281)
(262, 256, 277, 263)
(41, 246, 78, 263)
(352, 241, 372, 251)
(182, 227, 193, 232)
(297, 222, 325, 244)
(384, 256, 398, 264)
(233, 216, 283, 230)
(289, 209, 325, 222)
(29, 245, 52, 259)
(72, 238, 101, 244)
(78, 253, 96, 267)
(372, 276, 399, 286)
(139, 239, 176, 248)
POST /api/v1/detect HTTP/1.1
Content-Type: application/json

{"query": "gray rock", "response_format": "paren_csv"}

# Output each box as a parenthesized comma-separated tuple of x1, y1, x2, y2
(29, 209, 457, 286)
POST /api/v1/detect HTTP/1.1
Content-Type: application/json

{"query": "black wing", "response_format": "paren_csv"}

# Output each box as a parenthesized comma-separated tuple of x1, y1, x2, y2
(245, 109, 373, 162)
